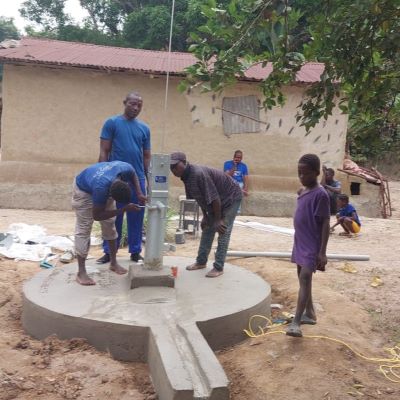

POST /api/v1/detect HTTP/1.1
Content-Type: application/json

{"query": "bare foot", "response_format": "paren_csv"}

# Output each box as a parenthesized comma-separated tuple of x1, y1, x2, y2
(76, 274, 96, 286)
(301, 314, 317, 325)
(286, 322, 302, 337)
(304, 308, 317, 320)
(110, 263, 127, 275)
(339, 232, 351, 237)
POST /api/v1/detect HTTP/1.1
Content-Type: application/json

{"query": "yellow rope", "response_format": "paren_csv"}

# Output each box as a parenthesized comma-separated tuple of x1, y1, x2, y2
(244, 315, 400, 384)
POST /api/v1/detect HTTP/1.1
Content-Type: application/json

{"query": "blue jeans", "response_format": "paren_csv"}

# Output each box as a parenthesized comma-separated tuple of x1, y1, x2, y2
(196, 199, 241, 271)
(103, 178, 146, 255)
(237, 182, 244, 214)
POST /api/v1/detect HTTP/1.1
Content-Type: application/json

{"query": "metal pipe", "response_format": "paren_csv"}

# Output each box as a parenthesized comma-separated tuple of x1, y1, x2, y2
(226, 251, 369, 261)
(144, 201, 167, 270)
(144, 154, 170, 271)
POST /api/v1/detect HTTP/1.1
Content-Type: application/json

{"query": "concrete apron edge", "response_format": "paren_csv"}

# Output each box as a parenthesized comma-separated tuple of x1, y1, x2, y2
(21, 257, 271, 400)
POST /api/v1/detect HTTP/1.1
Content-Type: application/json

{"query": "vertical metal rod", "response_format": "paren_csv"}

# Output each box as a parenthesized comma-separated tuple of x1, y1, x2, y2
(161, 0, 176, 153)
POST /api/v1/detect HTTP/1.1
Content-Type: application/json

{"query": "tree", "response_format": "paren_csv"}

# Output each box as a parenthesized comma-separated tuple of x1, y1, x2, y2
(79, 0, 125, 34)
(21, 0, 126, 45)
(182, 0, 400, 160)
(0, 17, 20, 81)
(0, 17, 20, 42)
(20, 0, 192, 49)
(19, 0, 237, 52)
(20, 0, 69, 32)
(123, 0, 210, 51)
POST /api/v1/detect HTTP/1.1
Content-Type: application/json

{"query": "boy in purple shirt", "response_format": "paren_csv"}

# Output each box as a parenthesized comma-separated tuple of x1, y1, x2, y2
(286, 154, 330, 338)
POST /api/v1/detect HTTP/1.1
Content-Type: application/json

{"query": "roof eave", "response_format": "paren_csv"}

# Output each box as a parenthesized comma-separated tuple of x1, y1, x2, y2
(0, 57, 317, 85)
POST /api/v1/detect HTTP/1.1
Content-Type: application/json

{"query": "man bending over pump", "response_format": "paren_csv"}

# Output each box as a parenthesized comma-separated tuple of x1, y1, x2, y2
(72, 161, 146, 285)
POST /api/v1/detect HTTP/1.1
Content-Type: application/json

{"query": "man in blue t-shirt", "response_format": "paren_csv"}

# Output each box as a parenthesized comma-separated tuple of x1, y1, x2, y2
(73, 161, 146, 285)
(223, 150, 249, 195)
(330, 194, 361, 236)
(224, 150, 249, 214)
(97, 92, 151, 264)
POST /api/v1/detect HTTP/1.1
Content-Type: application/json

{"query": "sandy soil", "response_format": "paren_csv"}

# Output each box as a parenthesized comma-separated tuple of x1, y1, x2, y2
(1, 182, 400, 399)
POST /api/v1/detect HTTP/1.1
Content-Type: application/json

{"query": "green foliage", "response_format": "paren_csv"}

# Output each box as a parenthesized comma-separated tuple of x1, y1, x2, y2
(18, 0, 216, 51)
(123, 0, 201, 51)
(21, 0, 126, 44)
(0, 17, 20, 42)
(20, 0, 69, 32)
(16, 0, 400, 160)
(0, 17, 20, 80)
(120, 218, 129, 247)
(26, 23, 125, 46)
(181, 0, 400, 159)
(123, 4, 171, 50)
(79, 0, 123, 33)
(122, 208, 178, 247)
(348, 95, 400, 164)
(182, 0, 309, 104)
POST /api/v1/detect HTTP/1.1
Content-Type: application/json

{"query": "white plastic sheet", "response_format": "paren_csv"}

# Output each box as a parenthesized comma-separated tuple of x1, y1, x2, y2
(0, 223, 74, 261)
(0, 243, 51, 262)
(7, 223, 47, 244)
(234, 220, 294, 236)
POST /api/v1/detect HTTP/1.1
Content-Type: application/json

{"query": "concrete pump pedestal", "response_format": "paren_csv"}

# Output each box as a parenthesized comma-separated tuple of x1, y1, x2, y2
(129, 264, 176, 289)
(22, 256, 271, 400)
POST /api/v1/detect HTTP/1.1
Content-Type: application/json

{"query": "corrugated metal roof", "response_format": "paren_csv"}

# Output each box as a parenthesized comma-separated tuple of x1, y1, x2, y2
(0, 37, 324, 83)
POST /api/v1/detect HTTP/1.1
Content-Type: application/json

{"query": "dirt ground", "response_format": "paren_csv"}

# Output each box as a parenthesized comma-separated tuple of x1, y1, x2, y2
(1, 182, 400, 400)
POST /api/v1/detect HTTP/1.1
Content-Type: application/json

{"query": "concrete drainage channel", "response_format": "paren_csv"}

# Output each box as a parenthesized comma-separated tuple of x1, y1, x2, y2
(22, 256, 271, 400)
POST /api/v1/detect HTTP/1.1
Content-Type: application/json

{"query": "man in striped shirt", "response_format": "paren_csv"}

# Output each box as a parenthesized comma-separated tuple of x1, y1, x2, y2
(170, 152, 242, 278)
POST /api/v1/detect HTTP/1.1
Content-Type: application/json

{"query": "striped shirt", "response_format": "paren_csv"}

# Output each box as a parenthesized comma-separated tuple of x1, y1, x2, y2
(181, 163, 242, 216)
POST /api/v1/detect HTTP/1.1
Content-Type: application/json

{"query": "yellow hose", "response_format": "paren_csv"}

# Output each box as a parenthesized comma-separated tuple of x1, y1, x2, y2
(244, 315, 400, 383)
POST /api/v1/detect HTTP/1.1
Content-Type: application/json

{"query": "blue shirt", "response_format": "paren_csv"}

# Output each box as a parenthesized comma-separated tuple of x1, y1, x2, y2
(100, 115, 150, 180)
(76, 161, 135, 206)
(223, 160, 248, 184)
(339, 203, 361, 226)
(326, 179, 341, 195)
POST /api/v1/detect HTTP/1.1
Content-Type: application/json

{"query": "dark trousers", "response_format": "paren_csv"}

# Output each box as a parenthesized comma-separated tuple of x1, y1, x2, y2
(196, 199, 241, 271)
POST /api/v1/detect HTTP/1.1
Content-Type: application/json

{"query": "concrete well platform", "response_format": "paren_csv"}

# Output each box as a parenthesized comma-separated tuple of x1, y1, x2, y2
(22, 256, 271, 400)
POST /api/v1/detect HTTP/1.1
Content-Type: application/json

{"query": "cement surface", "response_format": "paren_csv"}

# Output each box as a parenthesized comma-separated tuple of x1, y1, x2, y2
(22, 256, 271, 400)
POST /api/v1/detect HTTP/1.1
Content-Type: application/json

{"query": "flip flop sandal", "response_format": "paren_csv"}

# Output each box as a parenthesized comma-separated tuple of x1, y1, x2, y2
(40, 260, 54, 269)
(186, 263, 207, 271)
